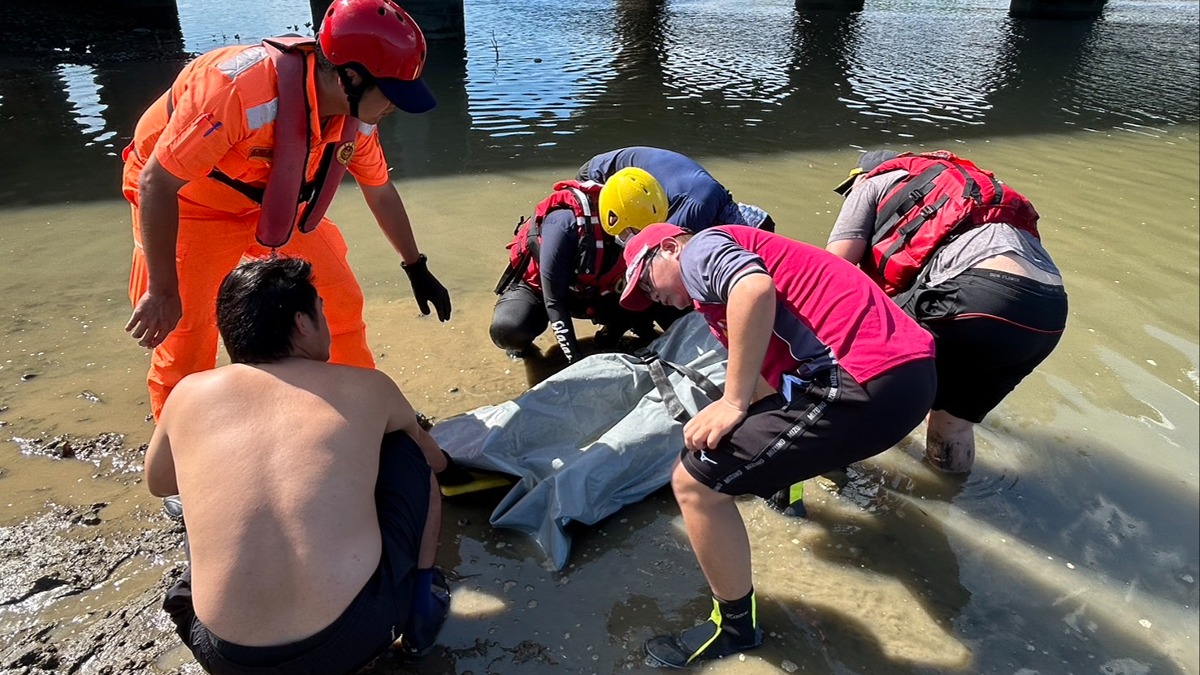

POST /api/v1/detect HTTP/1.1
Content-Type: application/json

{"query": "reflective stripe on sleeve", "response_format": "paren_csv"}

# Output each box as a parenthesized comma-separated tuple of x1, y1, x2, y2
(217, 46, 268, 79)
(245, 99, 278, 130)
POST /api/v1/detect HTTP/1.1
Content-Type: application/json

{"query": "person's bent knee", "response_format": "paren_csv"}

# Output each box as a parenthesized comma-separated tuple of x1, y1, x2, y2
(490, 290, 546, 351)
(489, 316, 539, 351)
(671, 461, 728, 507)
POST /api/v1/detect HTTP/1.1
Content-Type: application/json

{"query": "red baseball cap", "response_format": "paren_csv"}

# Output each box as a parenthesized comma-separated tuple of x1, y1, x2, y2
(619, 223, 686, 311)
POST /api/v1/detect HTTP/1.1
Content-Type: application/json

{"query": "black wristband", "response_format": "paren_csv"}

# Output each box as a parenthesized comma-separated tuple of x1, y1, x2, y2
(401, 254, 429, 271)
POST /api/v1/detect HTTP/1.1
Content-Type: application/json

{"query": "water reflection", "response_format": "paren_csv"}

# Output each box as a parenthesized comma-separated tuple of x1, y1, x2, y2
(463, 2, 616, 144)
(658, 1, 795, 107)
(844, 9, 1009, 129)
(57, 65, 110, 140)
(0, 0, 1195, 205)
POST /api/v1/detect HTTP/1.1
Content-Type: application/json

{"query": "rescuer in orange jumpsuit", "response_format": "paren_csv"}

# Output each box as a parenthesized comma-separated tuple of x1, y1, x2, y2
(122, 0, 451, 420)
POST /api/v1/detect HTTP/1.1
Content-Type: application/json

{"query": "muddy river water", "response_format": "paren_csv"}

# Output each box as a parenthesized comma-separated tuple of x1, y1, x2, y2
(0, 0, 1197, 673)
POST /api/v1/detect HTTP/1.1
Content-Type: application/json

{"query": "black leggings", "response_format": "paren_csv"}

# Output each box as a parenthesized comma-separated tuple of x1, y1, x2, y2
(489, 281, 550, 351)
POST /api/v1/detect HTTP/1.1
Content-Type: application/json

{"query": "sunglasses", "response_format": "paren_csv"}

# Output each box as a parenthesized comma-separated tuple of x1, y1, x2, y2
(637, 247, 660, 296)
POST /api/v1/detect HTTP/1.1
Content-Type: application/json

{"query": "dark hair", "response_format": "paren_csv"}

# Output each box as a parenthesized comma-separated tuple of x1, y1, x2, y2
(313, 42, 337, 72)
(216, 257, 320, 364)
(314, 42, 380, 99)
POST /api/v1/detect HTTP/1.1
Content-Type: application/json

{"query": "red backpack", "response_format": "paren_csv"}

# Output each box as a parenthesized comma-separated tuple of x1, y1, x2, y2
(863, 151, 1040, 296)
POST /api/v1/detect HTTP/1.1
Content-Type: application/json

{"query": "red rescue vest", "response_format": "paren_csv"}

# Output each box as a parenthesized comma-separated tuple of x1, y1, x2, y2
(862, 151, 1040, 296)
(504, 181, 625, 296)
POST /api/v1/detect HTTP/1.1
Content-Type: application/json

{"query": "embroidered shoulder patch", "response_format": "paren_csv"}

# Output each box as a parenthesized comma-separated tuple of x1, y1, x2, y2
(336, 141, 356, 166)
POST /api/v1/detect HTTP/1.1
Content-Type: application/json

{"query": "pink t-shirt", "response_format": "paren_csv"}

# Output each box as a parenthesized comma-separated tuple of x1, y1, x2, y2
(681, 226, 934, 388)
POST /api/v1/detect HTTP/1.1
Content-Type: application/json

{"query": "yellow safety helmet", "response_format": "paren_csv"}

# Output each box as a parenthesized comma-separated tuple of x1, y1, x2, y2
(599, 167, 669, 242)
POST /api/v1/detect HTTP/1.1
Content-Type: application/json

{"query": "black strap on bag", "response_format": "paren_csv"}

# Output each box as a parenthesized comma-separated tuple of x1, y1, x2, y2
(638, 351, 723, 423)
(878, 194, 951, 273)
(493, 248, 530, 295)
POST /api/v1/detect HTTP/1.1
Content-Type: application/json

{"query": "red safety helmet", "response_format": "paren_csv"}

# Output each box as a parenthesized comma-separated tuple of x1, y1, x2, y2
(318, 0, 435, 114)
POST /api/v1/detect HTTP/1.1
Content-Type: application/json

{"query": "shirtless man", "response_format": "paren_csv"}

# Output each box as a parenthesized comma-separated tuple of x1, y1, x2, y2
(145, 256, 450, 673)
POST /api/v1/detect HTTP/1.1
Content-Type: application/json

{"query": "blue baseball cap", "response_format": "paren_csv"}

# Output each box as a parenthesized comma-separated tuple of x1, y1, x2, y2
(376, 77, 437, 114)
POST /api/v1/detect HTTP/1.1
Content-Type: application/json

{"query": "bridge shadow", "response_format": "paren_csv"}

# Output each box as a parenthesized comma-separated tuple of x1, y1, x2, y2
(988, 16, 1103, 130)
(0, 1, 183, 61)
(1, 1, 1194, 206)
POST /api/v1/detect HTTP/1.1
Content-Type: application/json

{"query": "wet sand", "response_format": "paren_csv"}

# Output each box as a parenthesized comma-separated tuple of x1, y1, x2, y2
(1, 128, 1198, 674)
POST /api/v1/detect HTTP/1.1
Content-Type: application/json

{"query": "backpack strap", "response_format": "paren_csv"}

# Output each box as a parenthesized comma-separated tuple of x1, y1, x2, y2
(878, 194, 950, 273)
(494, 215, 532, 295)
(872, 163, 948, 245)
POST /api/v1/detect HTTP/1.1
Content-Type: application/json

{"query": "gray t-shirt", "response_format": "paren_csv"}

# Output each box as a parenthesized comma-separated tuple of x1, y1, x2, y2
(828, 171, 1060, 287)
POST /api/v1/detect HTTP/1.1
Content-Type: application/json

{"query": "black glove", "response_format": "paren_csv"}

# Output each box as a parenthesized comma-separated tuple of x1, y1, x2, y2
(585, 292, 628, 327)
(401, 254, 452, 321)
(435, 450, 475, 487)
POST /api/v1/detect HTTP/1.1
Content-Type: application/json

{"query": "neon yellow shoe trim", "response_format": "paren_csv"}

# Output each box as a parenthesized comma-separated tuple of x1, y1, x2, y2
(686, 599, 725, 664)
(788, 481, 805, 505)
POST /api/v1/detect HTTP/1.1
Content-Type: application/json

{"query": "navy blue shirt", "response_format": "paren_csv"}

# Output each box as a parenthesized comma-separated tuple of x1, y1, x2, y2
(581, 147, 742, 231)
(536, 208, 580, 329)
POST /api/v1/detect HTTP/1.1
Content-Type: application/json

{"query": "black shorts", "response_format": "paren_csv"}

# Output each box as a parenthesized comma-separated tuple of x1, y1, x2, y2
(163, 431, 431, 675)
(681, 360, 936, 498)
(901, 269, 1068, 423)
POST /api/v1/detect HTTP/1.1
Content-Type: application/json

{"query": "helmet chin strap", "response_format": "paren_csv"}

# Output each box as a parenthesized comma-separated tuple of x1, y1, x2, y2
(336, 65, 372, 119)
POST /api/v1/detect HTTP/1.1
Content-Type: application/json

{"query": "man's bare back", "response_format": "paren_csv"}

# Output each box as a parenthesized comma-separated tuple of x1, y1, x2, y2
(146, 357, 440, 646)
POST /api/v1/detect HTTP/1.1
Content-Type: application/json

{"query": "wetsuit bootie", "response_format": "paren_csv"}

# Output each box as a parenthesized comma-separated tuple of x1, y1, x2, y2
(767, 481, 807, 518)
(162, 495, 184, 523)
(645, 591, 763, 668)
(400, 567, 451, 658)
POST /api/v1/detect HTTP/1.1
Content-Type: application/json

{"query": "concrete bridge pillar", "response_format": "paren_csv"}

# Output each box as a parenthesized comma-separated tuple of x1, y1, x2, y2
(0, 0, 183, 57)
(1009, 0, 1106, 19)
(310, 0, 465, 41)
(794, 0, 865, 12)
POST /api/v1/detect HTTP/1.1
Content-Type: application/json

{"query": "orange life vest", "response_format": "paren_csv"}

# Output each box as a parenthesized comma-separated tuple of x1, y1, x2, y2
(131, 37, 359, 248)
(221, 37, 357, 248)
